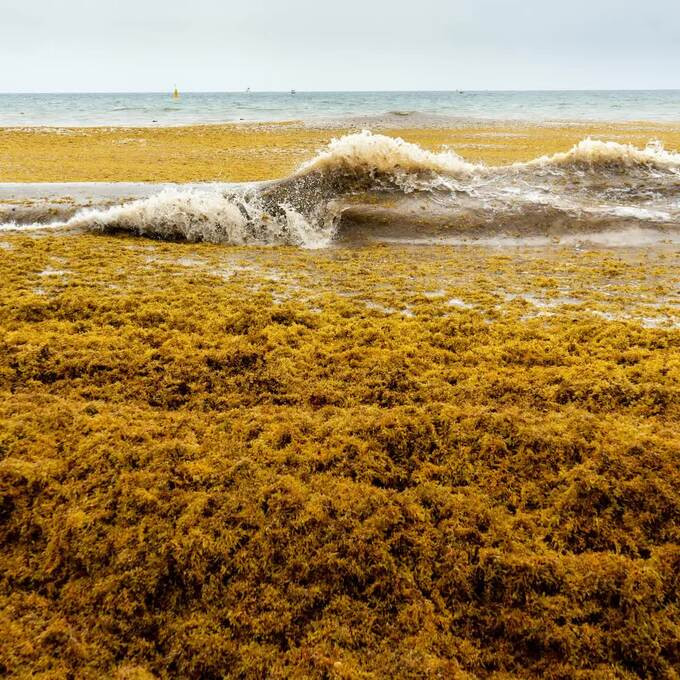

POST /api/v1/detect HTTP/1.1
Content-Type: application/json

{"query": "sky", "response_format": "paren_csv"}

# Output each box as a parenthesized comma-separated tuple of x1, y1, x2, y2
(1, 0, 679, 92)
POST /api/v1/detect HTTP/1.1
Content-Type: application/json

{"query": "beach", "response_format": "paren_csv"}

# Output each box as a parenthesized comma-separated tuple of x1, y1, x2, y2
(4, 119, 680, 182)
(1, 108, 680, 678)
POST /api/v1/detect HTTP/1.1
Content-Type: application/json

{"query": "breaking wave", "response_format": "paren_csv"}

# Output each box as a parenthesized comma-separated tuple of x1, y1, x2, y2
(297, 131, 480, 178)
(3, 131, 680, 247)
(66, 189, 333, 248)
(519, 138, 680, 171)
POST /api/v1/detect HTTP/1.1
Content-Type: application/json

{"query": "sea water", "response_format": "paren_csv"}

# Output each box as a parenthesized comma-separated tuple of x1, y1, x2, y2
(2, 90, 680, 127)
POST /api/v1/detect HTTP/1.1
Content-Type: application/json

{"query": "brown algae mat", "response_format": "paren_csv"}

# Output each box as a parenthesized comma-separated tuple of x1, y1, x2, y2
(1, 233, 679, 678)
(4, 121, 680, 182)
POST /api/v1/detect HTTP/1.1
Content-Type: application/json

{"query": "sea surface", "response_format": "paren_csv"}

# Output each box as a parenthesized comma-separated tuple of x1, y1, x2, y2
(2, 90, 680, 127)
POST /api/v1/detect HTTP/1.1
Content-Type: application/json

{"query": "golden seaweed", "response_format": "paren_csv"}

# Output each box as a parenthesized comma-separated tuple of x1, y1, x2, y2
(0, 235, 679, 678)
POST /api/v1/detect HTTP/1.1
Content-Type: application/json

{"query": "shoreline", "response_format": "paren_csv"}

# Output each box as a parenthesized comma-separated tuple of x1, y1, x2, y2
(3, 119, 680, 183)
(5, 114, 680, 132)
(6, 113, 680, 130)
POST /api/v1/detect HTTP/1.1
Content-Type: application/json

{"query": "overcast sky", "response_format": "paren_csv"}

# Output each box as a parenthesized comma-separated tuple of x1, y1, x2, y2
(1, 0, 678, 92)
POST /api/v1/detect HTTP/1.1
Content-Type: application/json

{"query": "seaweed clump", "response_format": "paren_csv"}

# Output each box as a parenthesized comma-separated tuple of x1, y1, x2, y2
(0, 235, 679, 679)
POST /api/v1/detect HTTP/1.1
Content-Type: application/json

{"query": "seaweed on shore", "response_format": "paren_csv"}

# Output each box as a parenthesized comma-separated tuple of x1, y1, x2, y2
(1, 235, 679, 679)
(4, 121, 680, 182)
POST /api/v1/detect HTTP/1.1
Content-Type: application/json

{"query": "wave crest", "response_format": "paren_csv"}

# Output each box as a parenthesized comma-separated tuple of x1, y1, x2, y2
(520, 138, 680, 171)
(67, 188, 332, 248)
(298, 130, 479, 178)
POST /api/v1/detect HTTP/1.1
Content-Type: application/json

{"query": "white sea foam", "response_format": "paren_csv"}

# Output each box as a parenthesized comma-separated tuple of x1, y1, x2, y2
(2, 133, 680, 247)
(558, 227, 680, 247)
(299, 133, 680, 178)
(377, 227, 680, 248)
(67, 189, 250, 242)
(62, 188, 332, 248)
(518, 138, 680, 171)
(298, 130, 480, 178)
(0, 220, 70, 232)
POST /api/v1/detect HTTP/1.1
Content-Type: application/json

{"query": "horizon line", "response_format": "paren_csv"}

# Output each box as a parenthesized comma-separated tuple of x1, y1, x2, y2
(2, 88, 680, 96)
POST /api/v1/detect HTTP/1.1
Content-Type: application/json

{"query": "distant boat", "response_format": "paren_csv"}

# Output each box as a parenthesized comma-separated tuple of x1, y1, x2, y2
(173, 86, 179, 99)
(246, 87, 251, 93)
(291, 89, 296, 95)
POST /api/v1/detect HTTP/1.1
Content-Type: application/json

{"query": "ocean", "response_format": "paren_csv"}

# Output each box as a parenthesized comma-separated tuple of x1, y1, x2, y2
(2, 90, 680, 127)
